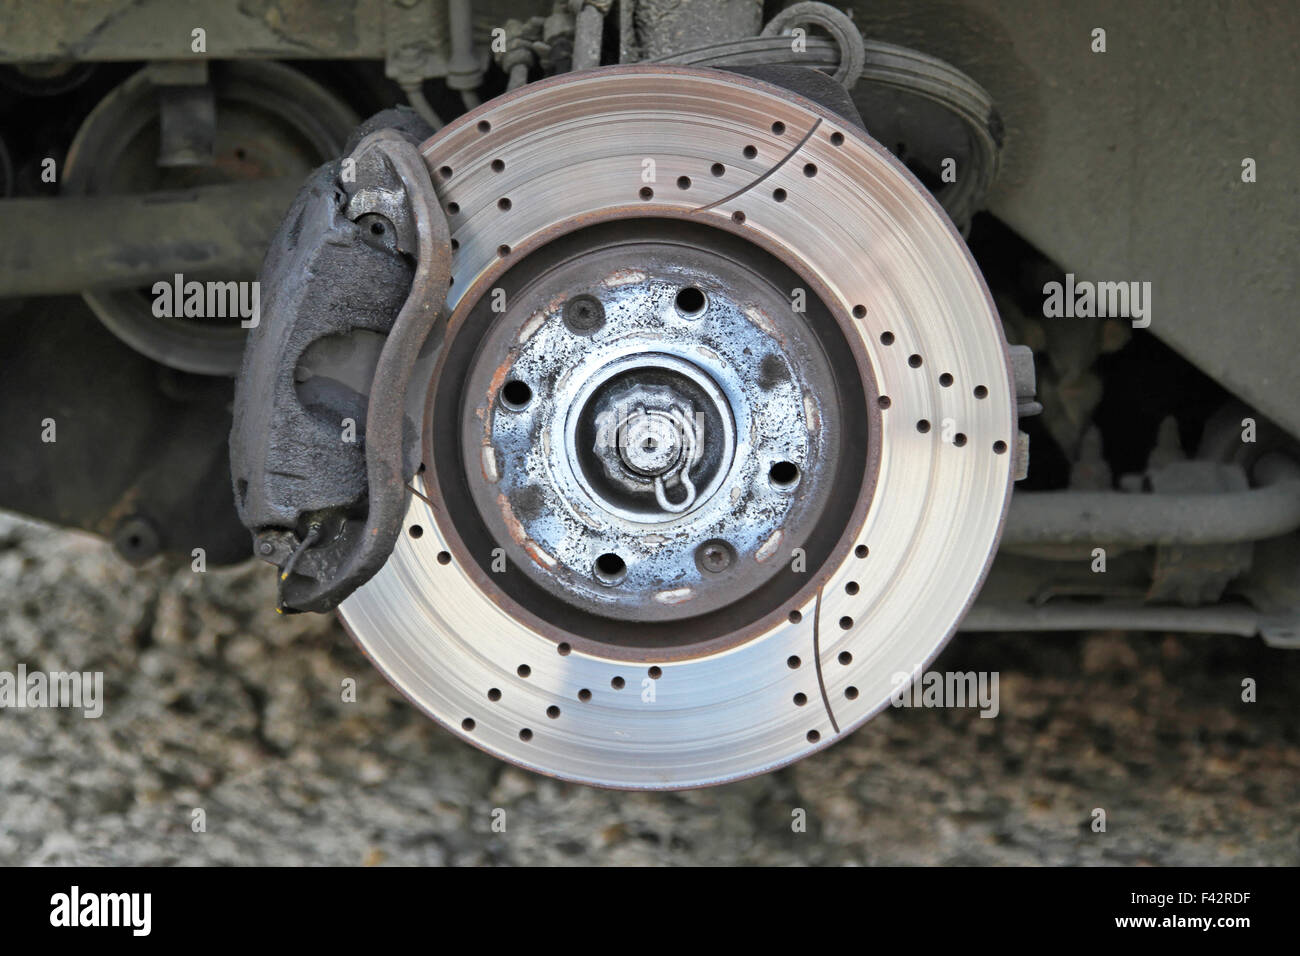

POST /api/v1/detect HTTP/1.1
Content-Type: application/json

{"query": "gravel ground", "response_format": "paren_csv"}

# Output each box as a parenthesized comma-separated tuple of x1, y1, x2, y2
(1, 512, 1296, 866)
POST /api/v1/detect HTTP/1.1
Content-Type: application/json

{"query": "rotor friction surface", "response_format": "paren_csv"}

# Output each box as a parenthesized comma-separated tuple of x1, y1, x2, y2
(339, 67, 1015, 789)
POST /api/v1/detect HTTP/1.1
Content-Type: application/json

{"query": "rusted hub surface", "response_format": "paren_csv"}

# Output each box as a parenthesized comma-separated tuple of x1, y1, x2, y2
(438, 220, 866, 627)
(338, 67, 1016, 789)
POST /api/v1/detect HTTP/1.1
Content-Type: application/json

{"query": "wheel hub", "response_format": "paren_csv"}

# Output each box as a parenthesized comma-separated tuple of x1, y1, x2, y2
(338, 66, 1016, 789)
(454, 223, 858, 627)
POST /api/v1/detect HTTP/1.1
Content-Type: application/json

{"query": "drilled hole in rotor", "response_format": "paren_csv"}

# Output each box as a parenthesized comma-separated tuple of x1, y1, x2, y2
(830, 131, 844, 146)
(674, 286, 706, 316)
(437, 550, 451, 565)
(732, 210, 746, 224)
(954, 433, 968, 447)
(546, 705, 561, 719)
(839, 616, 853, 630)
(807, 730, 821, 743)
(974, 385, 988, 399)
(711, 162, 725, 176)
(578, 688, 592, 702)
(793, 692, 808, 706)
(769, 188, 785, 203)
(594, 552, 627, 586)
(648, 666, 662, 679)
(557, 642, 571, 656)
(497, 244, 511, 257)
(838, 651, 853, 665)
(787, 655, 801, 669)
(845, 686, 859, 700)
(438, 165, 452, 178)
(939, 372, 954, 387)
(803, 162, 818, 177)
(477, 120, 491, 133)
(500, 379, 532, 410)
(788, 609, 802, 624)
(611, 676, 625, 689)
(855, 545, 869, 558)
(517, 664, 531, 678)
(408, 525, 423, 538)
(497, 197, 512, 211)
(743, 144, 757, 159)
(446, 201, 460, 215)
(518, 728, 532, 741)
(917, 419, 931, 433)
(909, 354, 923, 368)
(880, 331, 895, 345)
(852, 304, 867, 319)
(845, 581, 859, 595)
(460, 718, 475, 732)
(769, 460, 800, 488)
(993, 440, 1008, 454)
(677, 175, 691, 190)
(877, 395, 891, 409)
(771, 121, 786, 135)
(639, 186, 654, 200)
(487, 687, 502, 701)
(490, 158, 504, 172)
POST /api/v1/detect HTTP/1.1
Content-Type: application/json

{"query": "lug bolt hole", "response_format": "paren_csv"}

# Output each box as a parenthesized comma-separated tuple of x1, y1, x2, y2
(594, 552, 627, 586)
(769, 460, 800, 489)
(500, 379, 532, 410)
(674, 286, 707, 316)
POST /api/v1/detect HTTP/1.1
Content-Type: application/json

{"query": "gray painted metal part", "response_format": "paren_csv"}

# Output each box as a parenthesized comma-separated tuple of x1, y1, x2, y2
(229, 114, 450, 613)
(1003, 457, 1300, 548)
(0, 180, 299, 297)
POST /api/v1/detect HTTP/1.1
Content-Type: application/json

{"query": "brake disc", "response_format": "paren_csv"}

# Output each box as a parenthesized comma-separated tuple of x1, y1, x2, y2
(339, 66, 1015, 789)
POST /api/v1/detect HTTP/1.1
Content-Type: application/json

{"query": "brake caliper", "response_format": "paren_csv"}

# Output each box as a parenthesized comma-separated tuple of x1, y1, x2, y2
(229, 112, 451, 612)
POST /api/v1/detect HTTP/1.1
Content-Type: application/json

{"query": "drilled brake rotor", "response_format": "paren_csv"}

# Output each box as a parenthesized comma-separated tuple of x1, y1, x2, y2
(339, 66, 1016, 789)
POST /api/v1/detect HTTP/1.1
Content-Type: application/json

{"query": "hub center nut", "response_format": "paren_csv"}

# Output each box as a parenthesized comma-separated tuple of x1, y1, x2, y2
(591, 381, 704, 512)
(619, 408, 685, 476)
